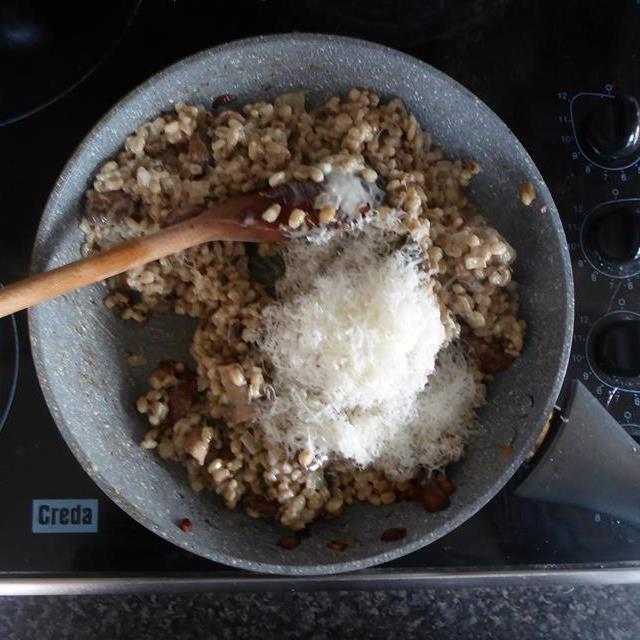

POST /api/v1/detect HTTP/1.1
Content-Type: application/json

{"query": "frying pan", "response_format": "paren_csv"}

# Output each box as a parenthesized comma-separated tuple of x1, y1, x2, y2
(28, 34, 573, 575)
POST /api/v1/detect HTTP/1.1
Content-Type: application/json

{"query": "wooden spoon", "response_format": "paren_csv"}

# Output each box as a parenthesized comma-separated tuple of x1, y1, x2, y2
(0, 180, 346, 318)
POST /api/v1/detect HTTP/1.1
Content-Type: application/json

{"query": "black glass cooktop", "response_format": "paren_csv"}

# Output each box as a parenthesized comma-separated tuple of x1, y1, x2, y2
(2, 0, 640, 586)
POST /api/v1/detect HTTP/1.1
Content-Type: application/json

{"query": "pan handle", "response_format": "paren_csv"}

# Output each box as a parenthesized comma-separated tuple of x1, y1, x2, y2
(514, 380, 640, 526)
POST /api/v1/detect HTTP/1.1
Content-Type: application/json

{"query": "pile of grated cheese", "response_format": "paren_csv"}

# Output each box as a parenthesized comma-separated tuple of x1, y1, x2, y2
(258, 226, 480, 480)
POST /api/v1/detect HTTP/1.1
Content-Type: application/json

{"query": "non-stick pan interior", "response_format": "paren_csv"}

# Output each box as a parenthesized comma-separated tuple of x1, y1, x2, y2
(29, 34, 573, 575)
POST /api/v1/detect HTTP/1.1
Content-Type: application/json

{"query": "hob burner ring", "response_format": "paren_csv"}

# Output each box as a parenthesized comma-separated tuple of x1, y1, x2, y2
(0, 292, 18, 433)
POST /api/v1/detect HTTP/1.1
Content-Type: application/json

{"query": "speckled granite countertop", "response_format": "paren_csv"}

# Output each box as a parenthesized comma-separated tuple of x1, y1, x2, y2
(1, 585, 639, 639)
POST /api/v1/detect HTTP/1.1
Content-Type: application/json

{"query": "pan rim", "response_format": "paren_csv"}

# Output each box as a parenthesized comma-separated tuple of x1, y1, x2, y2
(28, 32, 574, 576)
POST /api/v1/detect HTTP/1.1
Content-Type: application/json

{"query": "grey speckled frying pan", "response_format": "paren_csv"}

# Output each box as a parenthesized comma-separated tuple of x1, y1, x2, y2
(28, 34, 573, 575)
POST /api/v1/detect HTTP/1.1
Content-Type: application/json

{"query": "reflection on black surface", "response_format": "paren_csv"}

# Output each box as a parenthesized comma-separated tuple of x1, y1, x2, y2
(0, 0, 140, 125)
(283, 0, 511, 47)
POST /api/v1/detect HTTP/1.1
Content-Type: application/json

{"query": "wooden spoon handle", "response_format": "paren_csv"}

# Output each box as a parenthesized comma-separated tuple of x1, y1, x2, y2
(0, 204, 278, 318)
(0, 214, 209, 318)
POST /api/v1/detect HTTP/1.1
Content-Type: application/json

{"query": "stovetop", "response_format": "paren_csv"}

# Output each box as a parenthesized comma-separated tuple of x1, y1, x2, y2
(2, 0, 640, 590)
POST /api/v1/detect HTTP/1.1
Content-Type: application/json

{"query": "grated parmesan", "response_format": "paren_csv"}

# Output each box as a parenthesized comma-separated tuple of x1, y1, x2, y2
(259, 227, 480, 479)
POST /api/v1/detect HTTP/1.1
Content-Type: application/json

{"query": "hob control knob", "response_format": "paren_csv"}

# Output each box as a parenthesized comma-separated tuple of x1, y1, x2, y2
(590, 317, 640, 379)
(584, 205, 640, 264)
(582, 95, 640, 162)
